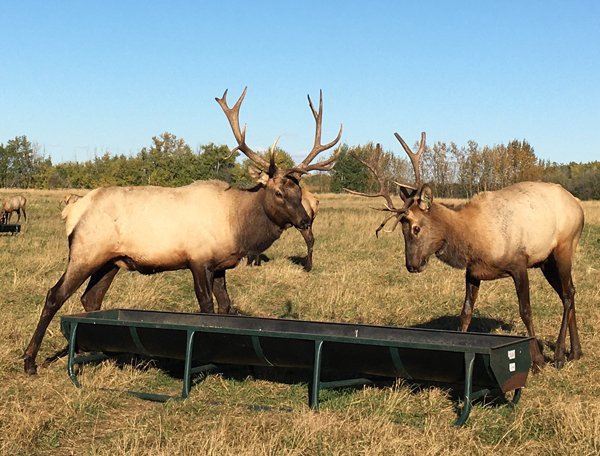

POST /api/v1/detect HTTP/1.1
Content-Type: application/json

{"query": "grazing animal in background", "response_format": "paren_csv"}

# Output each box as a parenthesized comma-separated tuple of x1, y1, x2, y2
(23, 87, 342, 375)
(1, 195, 27, 224)
(63, 193, 82, 206)
(247, 186, 320, 271)
(347, 134, 585, 372)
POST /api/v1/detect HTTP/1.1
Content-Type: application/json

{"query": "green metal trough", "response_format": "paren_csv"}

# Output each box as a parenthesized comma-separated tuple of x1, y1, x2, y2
(60, 309, 532, 425)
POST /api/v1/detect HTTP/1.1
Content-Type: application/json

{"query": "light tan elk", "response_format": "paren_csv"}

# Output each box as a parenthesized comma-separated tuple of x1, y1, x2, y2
(63, 193, 82, 206)
(247, 185, 320, 271)
(347, 135, 584, 372)
(1, 195, 27, 224)
(23, 88, 342, 374)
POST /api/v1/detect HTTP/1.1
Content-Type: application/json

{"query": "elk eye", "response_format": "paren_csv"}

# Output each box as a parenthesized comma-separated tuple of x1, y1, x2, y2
(412, 225, 421, 236)
(275, 190, 284, 198)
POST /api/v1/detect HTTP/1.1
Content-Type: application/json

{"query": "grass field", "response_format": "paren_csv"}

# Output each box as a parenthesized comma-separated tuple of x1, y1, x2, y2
(1, 189, 599, 455)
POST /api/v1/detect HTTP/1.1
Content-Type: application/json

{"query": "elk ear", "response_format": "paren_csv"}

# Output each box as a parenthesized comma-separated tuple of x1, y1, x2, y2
(417, 185, 433, 211)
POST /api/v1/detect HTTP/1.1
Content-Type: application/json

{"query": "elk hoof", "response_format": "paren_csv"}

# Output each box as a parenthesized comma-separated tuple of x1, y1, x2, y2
(554, 358, 566, 369)
(24, 358, 38, 375)
(568, 350, 583, 361)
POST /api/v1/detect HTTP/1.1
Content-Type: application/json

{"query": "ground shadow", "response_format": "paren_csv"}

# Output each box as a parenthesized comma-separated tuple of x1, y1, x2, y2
(409, 315, 514, 333)
(287, 255, 309, 269)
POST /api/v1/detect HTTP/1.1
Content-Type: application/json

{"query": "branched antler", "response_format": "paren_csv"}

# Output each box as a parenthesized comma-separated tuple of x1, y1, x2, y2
(296, 90, 343, 173)
(345, 133, 427, 237)
(216, 87, 271, 172)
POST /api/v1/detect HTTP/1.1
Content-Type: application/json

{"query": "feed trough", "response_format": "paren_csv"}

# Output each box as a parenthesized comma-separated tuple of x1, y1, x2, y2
(60, 309, 532, 425)
(0, 223, 20, 234)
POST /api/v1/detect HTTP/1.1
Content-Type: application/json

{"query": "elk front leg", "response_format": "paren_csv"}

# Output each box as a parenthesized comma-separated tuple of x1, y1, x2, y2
(459, 272, 480, 331)
(511, 267, 545, 372)
(190, 264, 214, 313)
(213, 270, 232, 314)
(300, 227, 314, 272)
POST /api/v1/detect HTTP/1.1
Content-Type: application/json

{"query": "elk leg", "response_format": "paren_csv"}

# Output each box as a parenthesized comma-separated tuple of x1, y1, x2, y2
(191, 264, 214, 313)
(23, 263, 98, 374)
(541, 250, 582, 366)
(459, 272, 480, 331)
(80, 263, 120, 312)
(511, 268, 544, 372)
(300, 227, 314, 272)
(22, 206, 27, 222)
(15, 209, 21, 223)
(213, 270, 232, 314)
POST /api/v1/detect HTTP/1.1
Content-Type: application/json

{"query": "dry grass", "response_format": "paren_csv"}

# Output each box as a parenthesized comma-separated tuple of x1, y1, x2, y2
(1, 189, 599, 455)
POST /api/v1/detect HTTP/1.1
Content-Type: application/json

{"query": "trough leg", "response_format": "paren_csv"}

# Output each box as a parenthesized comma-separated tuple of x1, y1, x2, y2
(309, 340, 324, 410)
(455, 351, 475, 426)
(67, 322, 80, 388)
(182, 330, 196, 398)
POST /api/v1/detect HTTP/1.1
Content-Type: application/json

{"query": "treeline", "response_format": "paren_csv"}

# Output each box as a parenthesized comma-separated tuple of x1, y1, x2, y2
(1, 133, 599, 199)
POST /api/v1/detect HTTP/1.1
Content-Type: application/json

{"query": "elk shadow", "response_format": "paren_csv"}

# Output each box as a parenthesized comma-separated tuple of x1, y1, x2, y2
(287, 255, 309, 269)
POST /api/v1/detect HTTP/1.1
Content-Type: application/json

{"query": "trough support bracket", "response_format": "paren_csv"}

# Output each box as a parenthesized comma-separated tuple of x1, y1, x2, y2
(455, 351, 494, 426)
(309, 340, 324, 410)
(66, 323, 212, 402)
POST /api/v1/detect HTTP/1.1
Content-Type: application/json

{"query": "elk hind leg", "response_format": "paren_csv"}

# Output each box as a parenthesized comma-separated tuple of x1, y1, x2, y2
(24, 262, 98, 374)
(511, 267, 545, 372)
(81, 263, 120, 312)
(541, 249, 582, 366)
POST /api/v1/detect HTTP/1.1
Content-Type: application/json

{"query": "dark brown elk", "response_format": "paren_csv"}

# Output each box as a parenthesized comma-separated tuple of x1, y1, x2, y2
(347, 135, 585, 372)
(1, 195, 27, 224)
(247, 185, 320, 271)
(23, 88, 342, 375)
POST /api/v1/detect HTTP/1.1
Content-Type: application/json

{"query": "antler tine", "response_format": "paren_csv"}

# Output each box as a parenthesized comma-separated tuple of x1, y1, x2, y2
(343, 145, 397, 212)
(297, 91, 343, 172)
(394, 131, 426, 188)
(216, 87, 270, 171)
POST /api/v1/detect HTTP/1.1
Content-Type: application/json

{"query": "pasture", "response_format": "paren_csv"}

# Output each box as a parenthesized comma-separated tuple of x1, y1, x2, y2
(1, 189, 599, 455)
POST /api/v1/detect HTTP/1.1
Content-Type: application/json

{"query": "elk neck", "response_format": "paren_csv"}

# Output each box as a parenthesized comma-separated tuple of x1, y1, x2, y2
(430, 202, 481, 270)
(232, 186, 286, 255)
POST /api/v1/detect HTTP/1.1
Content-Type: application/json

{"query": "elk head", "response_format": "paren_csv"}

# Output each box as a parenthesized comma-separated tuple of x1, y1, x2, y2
(216, 87, 342, 230)
(346, 133, 444, 273)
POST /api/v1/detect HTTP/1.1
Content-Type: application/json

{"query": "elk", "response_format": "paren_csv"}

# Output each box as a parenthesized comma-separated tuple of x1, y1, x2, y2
(63, 193, 82, 206)
(1, 195, 27, 224)
(347, 135, 584, 372)
(23, 88, 342, 375)
(247, 185, 320, 271)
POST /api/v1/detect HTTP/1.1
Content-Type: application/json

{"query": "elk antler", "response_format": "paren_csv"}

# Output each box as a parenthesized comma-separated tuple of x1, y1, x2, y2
(343, 144, 404, 237)
(394, 131, 426, 192)
(296, 90, 343, 173)
(345, 133, 427, 237)
(215, 87, 271, 172)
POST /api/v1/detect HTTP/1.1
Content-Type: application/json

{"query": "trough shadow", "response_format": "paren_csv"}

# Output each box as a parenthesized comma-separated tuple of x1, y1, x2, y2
(409, 315, 514, 333)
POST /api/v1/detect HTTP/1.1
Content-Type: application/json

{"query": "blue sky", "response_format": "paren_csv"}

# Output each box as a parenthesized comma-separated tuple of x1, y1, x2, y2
(1, 1, 598, 164)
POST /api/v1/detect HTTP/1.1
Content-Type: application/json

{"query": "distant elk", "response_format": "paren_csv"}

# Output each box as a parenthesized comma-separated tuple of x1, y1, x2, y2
(23, 87, 342, 374)
(247, 185, 320, 271)
(63, 193, 82, 206)
(1, 195, 27, 224)
(347, 134, 584, 372)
